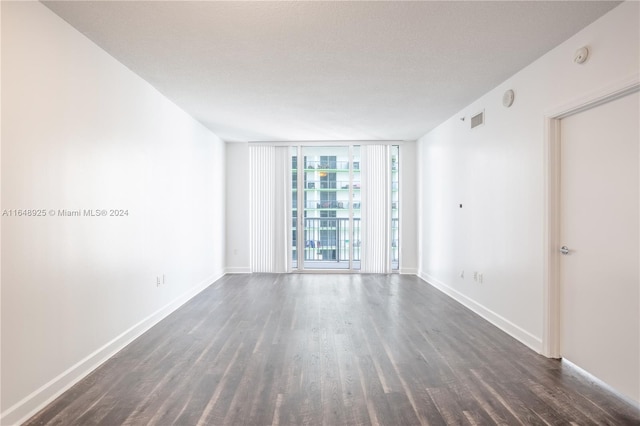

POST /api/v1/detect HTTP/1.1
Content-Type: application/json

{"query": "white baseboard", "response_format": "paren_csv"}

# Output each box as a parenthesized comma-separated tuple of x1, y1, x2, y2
(417, 271, 542, 353)
(1, 270, 226, 426)
(225, 267, 251, 274)
(400, 268, 418, 275)
(562, 359, 640, 407)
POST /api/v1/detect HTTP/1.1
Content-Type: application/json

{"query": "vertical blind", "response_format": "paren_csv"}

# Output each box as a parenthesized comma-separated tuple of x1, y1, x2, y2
(249, 146, 291, 272)
(361, 145, 392, 273)
(249, 144, 395, 274)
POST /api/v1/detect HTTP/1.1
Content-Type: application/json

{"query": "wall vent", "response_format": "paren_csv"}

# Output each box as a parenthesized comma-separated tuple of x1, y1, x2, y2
(471, 111, 484, 129)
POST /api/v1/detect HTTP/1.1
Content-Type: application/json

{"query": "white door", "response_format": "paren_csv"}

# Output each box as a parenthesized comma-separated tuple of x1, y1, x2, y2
(559, 90, 639, 403)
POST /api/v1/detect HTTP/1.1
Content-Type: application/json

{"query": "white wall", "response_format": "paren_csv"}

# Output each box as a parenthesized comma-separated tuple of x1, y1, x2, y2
(417, 1, 639, 352)
(1, 2, 226, 424)
(225, 142, 250, 273)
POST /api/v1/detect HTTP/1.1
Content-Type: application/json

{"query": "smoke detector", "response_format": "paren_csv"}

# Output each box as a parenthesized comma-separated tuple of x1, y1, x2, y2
(503, 89, 515, 108)
(574, 46, 589, 64)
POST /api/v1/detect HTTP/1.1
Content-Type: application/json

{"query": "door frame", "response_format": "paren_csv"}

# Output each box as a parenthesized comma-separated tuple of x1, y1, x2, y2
(542, 74, 639, 358)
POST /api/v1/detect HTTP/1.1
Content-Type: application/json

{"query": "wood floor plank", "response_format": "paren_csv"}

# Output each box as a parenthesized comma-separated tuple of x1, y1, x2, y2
(24, 273, 640, 426)
(335, 333, 372, 426)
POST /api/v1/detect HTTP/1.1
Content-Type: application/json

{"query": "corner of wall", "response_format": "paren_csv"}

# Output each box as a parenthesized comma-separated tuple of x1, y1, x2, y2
(417, 270, 543, 354)
(0, 270, 225, 426)
(225, 267, 251, 274)
(1, 2, 229, 423)
(415, 1, 637, 361)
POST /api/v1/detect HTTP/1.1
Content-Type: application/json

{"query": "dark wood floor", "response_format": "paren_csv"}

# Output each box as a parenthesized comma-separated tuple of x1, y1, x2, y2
(26, 274, 639, 425)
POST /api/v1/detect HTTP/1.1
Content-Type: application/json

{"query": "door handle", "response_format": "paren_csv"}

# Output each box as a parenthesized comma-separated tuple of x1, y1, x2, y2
(560, 246, 570, 255)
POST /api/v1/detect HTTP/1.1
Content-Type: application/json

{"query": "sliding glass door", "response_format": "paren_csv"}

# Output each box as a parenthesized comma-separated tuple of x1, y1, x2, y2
(290, 145, 400, 270)
(291, 145, 397, 271)
(292, 146, 357, 270)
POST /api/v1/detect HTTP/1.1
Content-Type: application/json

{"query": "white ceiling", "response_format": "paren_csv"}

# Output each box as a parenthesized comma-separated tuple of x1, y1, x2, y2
(43, 1, 621, 142)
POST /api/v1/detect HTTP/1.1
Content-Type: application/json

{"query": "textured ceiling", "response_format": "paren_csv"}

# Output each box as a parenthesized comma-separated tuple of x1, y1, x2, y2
(43, 1, 621, 142)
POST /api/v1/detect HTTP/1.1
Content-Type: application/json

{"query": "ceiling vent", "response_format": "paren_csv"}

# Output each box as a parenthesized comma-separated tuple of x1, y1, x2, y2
(471, 111, 484, 129)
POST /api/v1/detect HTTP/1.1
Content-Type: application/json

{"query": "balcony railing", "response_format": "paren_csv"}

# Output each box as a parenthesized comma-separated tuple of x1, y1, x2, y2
(303, 200, 360, 210)
(292, 217, 399, 267)
(301, 181, 360, 190)
(300, 160, 359, 170)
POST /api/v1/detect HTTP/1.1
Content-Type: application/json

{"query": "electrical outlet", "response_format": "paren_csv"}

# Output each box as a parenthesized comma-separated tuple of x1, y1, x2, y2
(156, 276, 160, 287)
(473, 271, 478, 281)
(478, 273, 484, 284)
(460, 270, 464, 279)
(163, 274, 166, 285)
